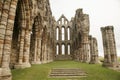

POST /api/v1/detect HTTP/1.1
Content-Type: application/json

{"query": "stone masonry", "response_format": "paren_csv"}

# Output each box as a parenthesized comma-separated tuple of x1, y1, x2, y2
(101, 26, 119, 68)
(89, 35, 99, 64)
(54, 14, 72, 60)
(0, 0, 55, 80)
(71, 9, 90, 62)
(0, 0, 119, 80)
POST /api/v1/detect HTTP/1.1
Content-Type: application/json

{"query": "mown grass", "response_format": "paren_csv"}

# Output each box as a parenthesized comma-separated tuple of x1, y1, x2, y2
(12, 61, 120, 80)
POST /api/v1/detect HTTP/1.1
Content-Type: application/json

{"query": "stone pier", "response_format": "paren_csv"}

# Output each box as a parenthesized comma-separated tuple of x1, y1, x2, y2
(89, 36, 99, 64)
(101, 26, 119, 68)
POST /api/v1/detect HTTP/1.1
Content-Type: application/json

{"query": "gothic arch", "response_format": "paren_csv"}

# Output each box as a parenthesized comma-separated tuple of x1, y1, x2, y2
(61, 43, 65, 55)
(56, 43, 60, 55)
(56, 26, 59, 40)
(67, 26, 71, 40)
(61, 26, 65, 41)
(67, 43, 71, 55)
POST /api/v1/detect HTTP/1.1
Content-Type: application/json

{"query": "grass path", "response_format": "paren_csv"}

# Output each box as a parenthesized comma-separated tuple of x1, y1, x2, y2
(12, 61, 120, 80)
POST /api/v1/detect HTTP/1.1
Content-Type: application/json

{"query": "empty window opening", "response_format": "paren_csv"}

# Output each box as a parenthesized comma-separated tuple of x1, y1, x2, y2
(59, 21, 60, 24)
(62, 27, 65, 41)
(56, 27, 59, 40)
(67, 28, 70, 40)
(56, 44, 59, 55)
(62, 44, 65, 55)
(65, 21, 67, 24)
(62, 18, 64, 25)
(68, 45, 70, 55)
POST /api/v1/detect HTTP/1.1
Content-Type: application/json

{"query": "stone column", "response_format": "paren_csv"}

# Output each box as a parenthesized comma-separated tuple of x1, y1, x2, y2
(81, 34, 89, 63)
(89, 36, 99, 64)
(108, 27, 117, 63)
(0, 1, 11, 67)
(35, 31, 42, 64)
(43, 43, 47, 63)
(17, 28, 25, 65)
(101, 28, 108, 63)
(22, 5, 32, 67)
(80, 14, 90, 63)
(37, 37, 42, 63)
(36, 21, 43, 64)
(31, 19, 41, 64)
(41, 39, 44, 63)
(101, 26, 118, 67)
(41, 28, 47, 63)
(32, 30, 37, 64)
(18, 29, 31, 68)
(0, 0, 4, 21)
(0, 0, 18, 80)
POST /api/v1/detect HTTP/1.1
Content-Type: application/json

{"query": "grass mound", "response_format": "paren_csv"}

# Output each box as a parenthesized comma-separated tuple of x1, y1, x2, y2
(12, 61, 120, 80)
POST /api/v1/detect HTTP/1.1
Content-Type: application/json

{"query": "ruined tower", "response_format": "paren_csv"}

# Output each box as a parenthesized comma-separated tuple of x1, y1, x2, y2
(71, 9, 90, 62)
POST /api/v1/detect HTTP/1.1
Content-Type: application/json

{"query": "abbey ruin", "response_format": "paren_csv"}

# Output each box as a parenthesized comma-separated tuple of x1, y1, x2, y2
(0, 0, 119, 80)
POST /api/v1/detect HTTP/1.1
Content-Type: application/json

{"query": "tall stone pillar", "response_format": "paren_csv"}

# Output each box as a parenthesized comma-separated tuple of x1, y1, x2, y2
(0, 0, 4, 21)
(31, 19, 41, 64)
(22, 30, 32, 68)
(18, 28, 25, 65)
(89, 36, 99, 64)
(0, 0, 18, 80)
(41, 27, 47, 63)
(101, 26, 118, 67)
(36, 21, 43, 64)
(81, 34, 89, 63)
(80, 14, 90, 63)
(32, 29, 38, 64)
(36, 35, 42, 64)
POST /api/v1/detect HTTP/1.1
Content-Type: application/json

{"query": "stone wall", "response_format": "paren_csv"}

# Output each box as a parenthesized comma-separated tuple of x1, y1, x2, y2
(71, 9, 90, 62)
(0, 0, 55, 80)
(54, 15, 72, 60)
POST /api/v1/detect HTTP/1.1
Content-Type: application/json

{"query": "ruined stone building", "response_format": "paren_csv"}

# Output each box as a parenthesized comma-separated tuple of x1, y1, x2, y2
(0, 0, 118, 80)
(54, 15, 72, 60)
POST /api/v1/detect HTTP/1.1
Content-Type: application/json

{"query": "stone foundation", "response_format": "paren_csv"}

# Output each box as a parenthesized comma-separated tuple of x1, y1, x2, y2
(55, 55, 72, 60)
(14, 63, 31, 69)
(1, 68, 12, 80)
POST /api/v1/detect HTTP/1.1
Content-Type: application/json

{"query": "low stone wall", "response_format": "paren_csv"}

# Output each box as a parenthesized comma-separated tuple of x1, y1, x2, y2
(54, 55, 72, 60)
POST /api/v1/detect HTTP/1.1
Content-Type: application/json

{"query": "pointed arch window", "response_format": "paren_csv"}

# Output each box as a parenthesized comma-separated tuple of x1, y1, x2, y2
(56, 44, 59, 55)
(62, 27, 65, 41)
(67, 27, 70, 40)
(56, 27, 59, 40)
(68, 44, 70, 55)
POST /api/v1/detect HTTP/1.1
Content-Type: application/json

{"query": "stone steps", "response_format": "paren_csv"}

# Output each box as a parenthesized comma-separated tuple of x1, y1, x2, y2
(49, 68, 87, 78)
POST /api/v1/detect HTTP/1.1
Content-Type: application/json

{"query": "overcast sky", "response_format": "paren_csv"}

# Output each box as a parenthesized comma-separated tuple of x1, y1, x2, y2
(49, 0, 120, 56)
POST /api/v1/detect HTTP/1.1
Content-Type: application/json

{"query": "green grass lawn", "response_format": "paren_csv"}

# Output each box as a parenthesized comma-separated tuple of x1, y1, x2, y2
(12, 61, 120, 80)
